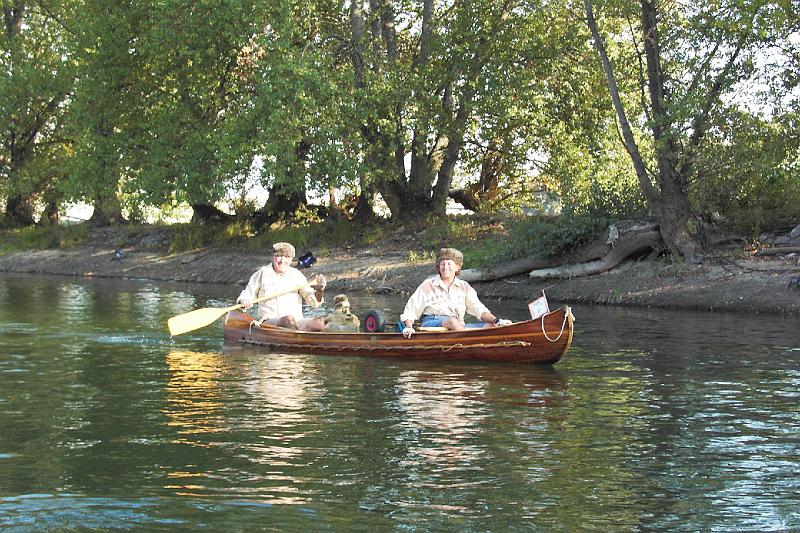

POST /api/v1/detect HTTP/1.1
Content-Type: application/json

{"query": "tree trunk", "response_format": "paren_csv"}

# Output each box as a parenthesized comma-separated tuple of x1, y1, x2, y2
(448, 188, 480, 212)
(584, 0, 703, 264)
(449, 138, 504, 212)
(3, 194, 35, 227)
(89, 189, 126, 226)
(351, 0, 410, 222)
(639, 1, 702, 264)
(253, 187, 305, 229)
(190, 204, 233, 224)
(40, 201, 59, 226)
(352, 181, 377, 223)
(253, 139, 311, 229)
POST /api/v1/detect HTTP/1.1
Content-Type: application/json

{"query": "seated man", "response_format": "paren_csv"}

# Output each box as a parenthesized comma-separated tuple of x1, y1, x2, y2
(399, 247, 508, 338)
(237, 241, 326, 331)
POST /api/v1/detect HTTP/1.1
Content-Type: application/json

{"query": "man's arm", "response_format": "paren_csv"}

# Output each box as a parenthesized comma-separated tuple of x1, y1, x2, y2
(237, 268, 263, 306)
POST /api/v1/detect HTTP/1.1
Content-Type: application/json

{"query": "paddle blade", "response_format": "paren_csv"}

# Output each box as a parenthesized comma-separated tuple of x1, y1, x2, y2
(168, 305, 236, 336)
(166, 282, 310, 336)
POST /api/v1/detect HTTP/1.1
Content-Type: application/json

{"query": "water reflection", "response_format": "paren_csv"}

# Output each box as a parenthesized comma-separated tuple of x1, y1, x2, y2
(240, 355, 320, 426)
(2, 273, 800, 531)
(162, 349, 330, 504)
(164, 350, 226, 439)
(395, 371, 489, 475)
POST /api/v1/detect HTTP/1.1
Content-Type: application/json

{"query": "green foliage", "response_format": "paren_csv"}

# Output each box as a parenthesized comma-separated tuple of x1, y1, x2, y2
(408, 250, 436, 264)
(0, 224, 89, 254)
(166, 222, 253, 253)
(692, 111, 800, 234)
(459, 214, 611, 267)
(414, 216, 473, 250)
(1, 0, 797, 236)
(546, 127, 648, 219)
(389, 213, 609, 269)
(0, 0, 78, 218)
(164, 215, 370, 255)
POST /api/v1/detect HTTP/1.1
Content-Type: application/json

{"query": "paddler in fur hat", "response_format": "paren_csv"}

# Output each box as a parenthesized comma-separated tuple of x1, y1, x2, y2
(399, 247, 510, 338)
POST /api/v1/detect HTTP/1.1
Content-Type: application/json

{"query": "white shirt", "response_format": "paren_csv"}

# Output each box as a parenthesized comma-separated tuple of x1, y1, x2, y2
(238, 265, 321, 321)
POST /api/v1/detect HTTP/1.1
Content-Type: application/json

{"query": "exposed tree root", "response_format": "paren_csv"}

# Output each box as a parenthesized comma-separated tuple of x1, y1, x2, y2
(461, 220, 663, 282)
(754, 247, 800, 256)
(529, 222, 661, 279)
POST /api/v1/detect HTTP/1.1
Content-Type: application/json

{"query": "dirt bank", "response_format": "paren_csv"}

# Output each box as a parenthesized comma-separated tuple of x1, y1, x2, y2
(1, 226, 799, 315)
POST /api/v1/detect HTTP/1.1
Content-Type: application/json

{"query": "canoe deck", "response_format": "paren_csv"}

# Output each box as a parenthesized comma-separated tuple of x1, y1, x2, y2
(223, 306, 574, 364)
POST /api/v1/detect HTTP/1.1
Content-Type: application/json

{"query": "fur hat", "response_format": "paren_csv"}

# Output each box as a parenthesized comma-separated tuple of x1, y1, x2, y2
(437, 247, 463, 266)
(272, 242, 296, 258)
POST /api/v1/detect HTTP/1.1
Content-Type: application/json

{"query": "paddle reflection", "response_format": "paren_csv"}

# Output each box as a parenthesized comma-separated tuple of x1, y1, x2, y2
(164, 350, 226, 439)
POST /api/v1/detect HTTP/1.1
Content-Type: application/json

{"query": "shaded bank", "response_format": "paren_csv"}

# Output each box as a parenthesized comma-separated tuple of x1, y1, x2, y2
(0, 228, 798, 316)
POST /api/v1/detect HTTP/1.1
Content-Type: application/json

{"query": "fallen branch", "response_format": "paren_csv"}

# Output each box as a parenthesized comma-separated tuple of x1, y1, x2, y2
(529, 226, 661, 279)
(754, 247, 800, 257)
(460, 231, 612, 282)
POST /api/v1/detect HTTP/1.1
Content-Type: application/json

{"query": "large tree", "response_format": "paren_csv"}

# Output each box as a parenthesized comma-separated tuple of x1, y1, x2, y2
(0, 1, 77, 226)
(337, 0, 577, 220)
(583, 0, 797, 262)
(127, 0, 265, 222)
(66, 0, 276, 224)
(63, 0, 152, 225)
(190, 0, 344, 226)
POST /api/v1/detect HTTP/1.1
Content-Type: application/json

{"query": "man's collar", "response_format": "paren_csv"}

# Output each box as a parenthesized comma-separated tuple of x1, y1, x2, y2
(269, 264, 285, 275)
(432, 275, 463, 288)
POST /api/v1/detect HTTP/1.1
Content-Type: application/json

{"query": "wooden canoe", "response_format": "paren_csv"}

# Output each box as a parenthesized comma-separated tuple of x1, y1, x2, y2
(223, 306, 574, 364)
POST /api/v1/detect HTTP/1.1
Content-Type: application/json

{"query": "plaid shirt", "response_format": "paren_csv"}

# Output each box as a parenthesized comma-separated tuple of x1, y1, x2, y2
(400, 275, 490, 324)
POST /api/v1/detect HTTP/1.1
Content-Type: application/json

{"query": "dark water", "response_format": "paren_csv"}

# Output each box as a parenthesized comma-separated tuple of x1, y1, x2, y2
(0, 273, 798, 531)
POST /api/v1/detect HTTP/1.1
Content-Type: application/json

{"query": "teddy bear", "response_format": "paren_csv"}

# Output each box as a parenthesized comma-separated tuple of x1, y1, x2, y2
(324, 294, 361, 332)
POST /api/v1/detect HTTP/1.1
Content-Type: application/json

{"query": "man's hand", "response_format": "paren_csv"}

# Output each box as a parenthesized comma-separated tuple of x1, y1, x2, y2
(314, 274, 327, 291)
(402, 326, 415, 339)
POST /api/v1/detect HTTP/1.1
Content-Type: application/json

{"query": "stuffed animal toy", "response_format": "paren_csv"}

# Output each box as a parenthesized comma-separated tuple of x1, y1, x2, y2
(324, 294, 361, 332)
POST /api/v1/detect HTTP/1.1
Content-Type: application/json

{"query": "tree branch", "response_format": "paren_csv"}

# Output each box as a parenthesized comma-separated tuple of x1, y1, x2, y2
(583, 0, 657, 201)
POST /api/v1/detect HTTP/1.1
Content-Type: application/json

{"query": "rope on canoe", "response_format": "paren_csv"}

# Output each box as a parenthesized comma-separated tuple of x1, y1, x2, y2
(541, 307, 571, 343)
(239, 340, 531, 352)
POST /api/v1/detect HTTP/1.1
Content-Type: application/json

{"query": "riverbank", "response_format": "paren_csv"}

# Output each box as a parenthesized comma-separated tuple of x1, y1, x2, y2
(1, 225, 799, 315)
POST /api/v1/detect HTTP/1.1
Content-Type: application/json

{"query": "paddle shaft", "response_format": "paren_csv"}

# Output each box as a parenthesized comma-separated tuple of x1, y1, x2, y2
(167, 282, 316, 336)
(242, 283, 314, 309)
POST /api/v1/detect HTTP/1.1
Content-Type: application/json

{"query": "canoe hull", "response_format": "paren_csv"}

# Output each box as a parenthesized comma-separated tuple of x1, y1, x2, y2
(223, 306, 574, 364)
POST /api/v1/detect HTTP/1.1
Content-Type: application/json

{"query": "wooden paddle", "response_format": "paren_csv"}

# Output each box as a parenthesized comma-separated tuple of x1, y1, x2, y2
(167, 282, 311, 336)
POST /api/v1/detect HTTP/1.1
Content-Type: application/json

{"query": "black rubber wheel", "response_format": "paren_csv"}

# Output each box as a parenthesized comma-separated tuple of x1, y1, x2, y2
(364, 309, 386, 333)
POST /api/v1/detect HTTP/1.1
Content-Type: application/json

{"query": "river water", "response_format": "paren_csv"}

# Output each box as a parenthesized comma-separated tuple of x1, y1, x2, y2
(0, 273, 798, 531)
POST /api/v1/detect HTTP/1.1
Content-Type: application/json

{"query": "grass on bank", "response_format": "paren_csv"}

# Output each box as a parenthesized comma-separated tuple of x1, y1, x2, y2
(0, 223, 90, 253)
(0, 213, 616, 270)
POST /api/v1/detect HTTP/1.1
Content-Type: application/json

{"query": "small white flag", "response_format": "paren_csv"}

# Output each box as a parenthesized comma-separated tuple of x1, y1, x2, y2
(528, 292, 550, 320)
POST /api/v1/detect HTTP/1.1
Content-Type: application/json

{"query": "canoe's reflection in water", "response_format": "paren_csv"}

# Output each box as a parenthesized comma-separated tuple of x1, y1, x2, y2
(163, 348, 568, 499)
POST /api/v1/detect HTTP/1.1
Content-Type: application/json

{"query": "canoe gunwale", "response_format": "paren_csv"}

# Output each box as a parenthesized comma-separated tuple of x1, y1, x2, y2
(237, 338, 533, 352)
